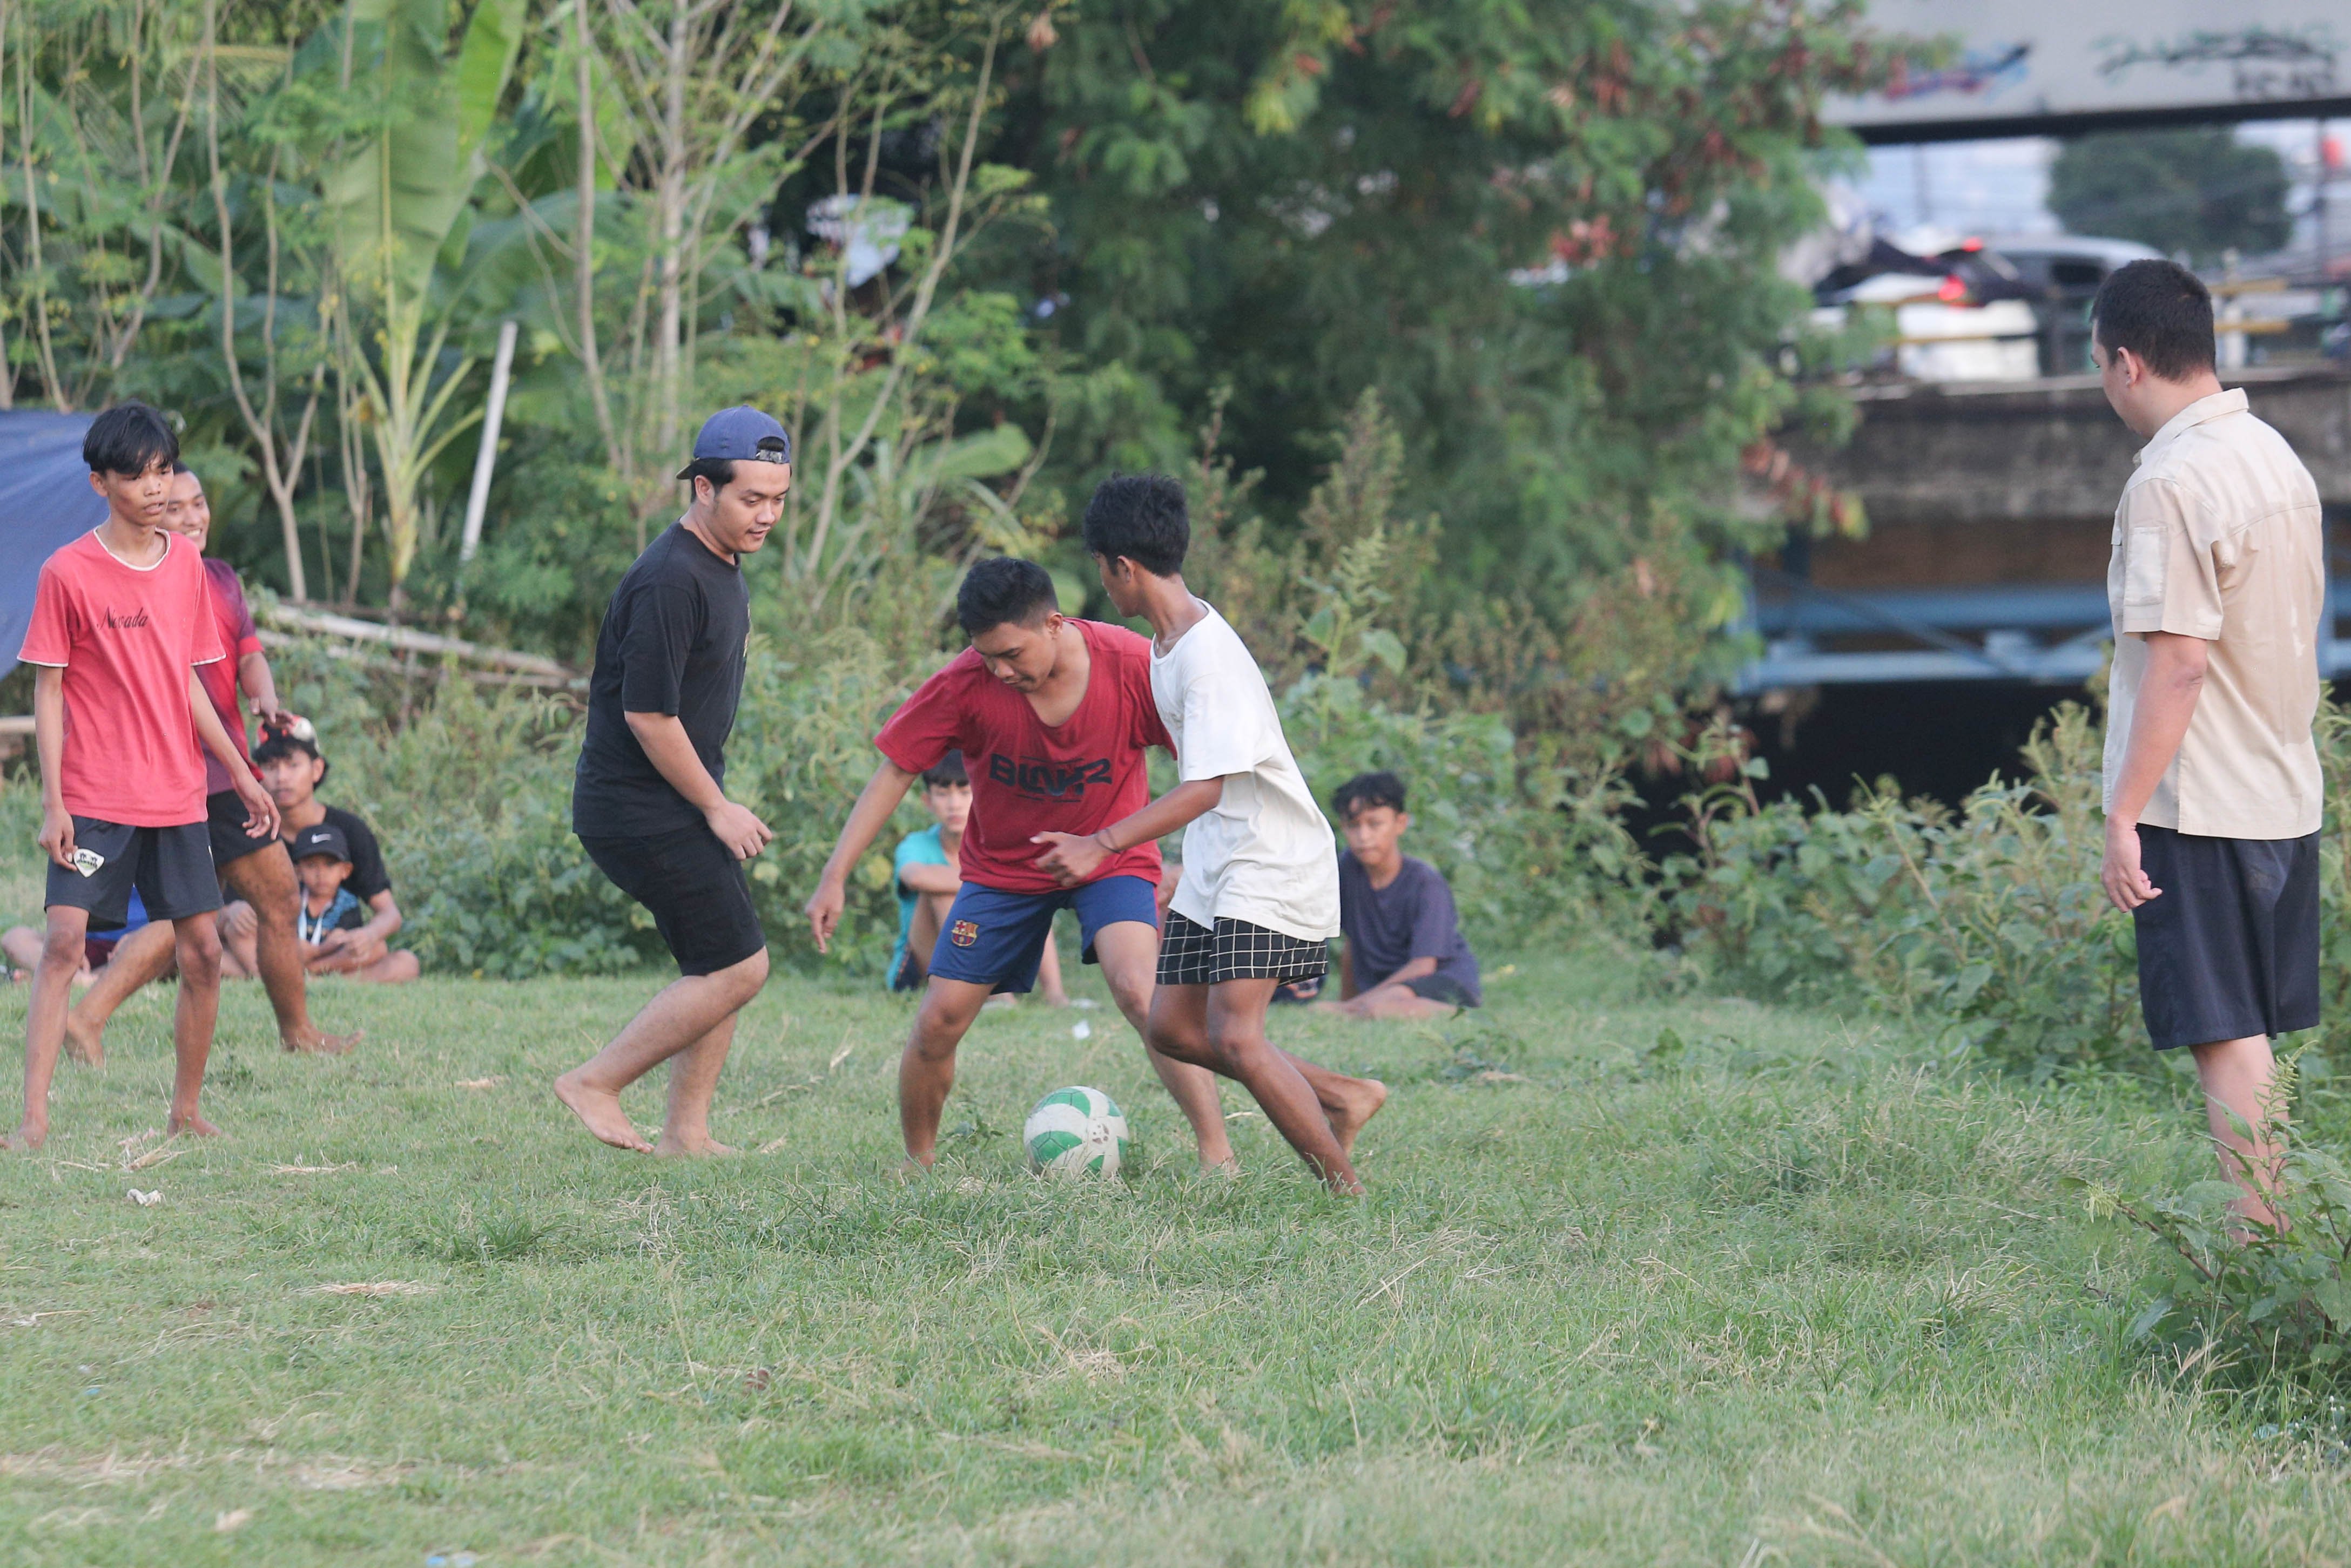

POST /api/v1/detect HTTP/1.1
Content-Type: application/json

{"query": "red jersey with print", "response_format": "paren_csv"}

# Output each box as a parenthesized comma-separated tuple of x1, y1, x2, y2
(874, 619, 1171, 894)
(18, 530, 224, 826)
(197, 556, 264, 795)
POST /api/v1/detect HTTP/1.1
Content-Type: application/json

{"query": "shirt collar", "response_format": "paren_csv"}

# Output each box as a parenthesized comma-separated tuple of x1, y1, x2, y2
(2136, 387, 2247, 465)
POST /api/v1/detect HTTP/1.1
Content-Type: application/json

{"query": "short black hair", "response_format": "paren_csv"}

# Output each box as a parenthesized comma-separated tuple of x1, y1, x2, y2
(681, 457, 736, 497)
(1082, 474, 1189, 576)
(1333, 771, 1407, 819)
(253, 728, 328, 782)
(2091, 259, 2215, 382)
(956, 557, 1060, 635)
(922, 750, 969, 788)
(84, 401, 180, 478)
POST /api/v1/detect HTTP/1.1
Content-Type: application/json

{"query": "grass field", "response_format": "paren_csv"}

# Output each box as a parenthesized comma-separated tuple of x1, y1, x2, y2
(4, 949, 2350, 1566)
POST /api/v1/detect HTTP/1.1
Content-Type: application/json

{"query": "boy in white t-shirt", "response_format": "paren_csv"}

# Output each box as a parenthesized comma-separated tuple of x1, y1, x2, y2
(1034, 475, 1386, 1192)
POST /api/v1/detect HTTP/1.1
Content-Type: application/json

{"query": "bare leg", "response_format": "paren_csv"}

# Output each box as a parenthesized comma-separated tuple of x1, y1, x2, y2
(1148, 979, 1369, 1192)
(2191, 1033, 2284, 1232)
(3, 925, 48, 981)
(908, 892, 952, 972)
(654, 1013, 739, 1157)
(349, 950, 420, 984)
(64, 920, 179, 1067)
(216, 908, 259, 981)
(1090, 921, 1232, 1168)
(167, 915, 225, 1138)
(899, 977, 996, 1167)
(223, 849, 359, 1053)
(9, 908, 91, 1150)
(1315, 989, 1459, 1022)
(1036, 921, 1070, 1006)
(554, 949, 768, 1153)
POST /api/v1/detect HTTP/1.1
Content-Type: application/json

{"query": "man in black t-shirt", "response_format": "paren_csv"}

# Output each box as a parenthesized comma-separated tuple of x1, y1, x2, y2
(555, 406, 789, 1158)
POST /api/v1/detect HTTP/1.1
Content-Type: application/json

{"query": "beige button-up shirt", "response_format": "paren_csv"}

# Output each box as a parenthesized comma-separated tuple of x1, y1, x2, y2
(2103, 387, 2325, 840)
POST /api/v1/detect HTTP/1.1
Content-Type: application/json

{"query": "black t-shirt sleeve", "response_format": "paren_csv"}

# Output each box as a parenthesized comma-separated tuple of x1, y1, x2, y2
(332, 808, 393, 901)
(616, 579, 704, 718)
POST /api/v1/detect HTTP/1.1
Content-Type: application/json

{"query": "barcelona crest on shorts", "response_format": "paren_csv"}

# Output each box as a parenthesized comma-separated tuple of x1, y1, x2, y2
(949, 920, 980, 948)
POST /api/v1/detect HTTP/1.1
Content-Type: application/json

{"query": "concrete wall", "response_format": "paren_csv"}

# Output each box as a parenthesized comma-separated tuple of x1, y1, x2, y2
(1790, 367, 2351, 590)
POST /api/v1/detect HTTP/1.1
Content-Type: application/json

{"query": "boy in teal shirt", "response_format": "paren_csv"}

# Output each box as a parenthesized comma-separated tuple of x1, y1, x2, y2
(887, 752, 1065, 1003)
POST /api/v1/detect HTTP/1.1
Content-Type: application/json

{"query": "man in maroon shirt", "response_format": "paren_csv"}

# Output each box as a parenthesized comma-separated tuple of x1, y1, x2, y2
(61, 464, 358, 1063)
(806, 557, 1231, 1172)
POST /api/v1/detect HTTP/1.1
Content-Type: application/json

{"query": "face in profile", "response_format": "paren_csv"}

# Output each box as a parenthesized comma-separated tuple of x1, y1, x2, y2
(162, 471, 212, 550)
(968, 614, 1063, 692)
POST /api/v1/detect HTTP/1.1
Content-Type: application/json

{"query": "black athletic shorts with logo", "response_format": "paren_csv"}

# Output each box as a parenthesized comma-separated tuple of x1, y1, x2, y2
(45, 818, 221, 924)
(579, 821, 765, 977)
(205, 787, 280, 869)
(1156, 912, 1329, 988)
(2133, 825, 2320, 1051)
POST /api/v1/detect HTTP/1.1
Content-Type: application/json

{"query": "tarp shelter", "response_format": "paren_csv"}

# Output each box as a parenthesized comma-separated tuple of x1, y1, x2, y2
(0, 411, 101, 681)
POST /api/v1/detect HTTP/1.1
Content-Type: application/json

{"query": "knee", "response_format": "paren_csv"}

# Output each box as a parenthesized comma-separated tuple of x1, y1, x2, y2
(722, 947, 769, 1000)
(41, 923, 86, 967)
(177, 924, 223, 984)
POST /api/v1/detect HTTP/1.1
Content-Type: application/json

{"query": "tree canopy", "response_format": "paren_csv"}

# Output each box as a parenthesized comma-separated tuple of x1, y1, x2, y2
(2048, 129, 2293, 265)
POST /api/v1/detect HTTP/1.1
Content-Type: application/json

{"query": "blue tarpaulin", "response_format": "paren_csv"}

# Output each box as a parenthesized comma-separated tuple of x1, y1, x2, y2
(1, 411, 102, 681)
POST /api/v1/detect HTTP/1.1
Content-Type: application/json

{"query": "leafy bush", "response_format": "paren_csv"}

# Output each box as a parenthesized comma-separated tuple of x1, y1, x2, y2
(2078, 1053, 2351, 1385)
(1665, 704, 2140, 1077)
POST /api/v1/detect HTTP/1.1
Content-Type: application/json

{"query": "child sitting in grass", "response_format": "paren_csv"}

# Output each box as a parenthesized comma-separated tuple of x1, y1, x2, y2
(1315, 771, 1481, 1020)
(289, 824, 418, 983)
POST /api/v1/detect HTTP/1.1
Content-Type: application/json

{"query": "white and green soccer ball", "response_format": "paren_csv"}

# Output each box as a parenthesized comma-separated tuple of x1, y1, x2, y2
(1022, 1086, 1129, 1178)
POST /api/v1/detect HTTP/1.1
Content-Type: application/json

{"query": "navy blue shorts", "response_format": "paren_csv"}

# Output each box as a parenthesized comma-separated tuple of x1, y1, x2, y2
(2133, 826, 2319, 1051)
(926, 875, 1158, 995)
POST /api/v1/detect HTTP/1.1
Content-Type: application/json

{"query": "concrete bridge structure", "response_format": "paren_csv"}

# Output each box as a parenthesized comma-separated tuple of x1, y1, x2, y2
(1742, 366, 2351, 690)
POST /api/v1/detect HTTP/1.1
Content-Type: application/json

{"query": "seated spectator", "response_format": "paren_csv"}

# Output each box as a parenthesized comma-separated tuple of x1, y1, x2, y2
(888, 751, 1066, 1004)
(233, 722, 417, 983)
(289, 823, 417, 982)
(1314, 771, 1482, 1020)
(5, 889, 146, 988)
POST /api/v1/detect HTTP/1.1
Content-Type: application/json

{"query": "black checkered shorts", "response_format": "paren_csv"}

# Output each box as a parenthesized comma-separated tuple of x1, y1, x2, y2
(1155, 913, 1330, 987)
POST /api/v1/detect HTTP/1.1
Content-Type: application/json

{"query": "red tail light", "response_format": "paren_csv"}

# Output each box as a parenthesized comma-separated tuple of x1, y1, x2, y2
(1936, 274, 1968, 303)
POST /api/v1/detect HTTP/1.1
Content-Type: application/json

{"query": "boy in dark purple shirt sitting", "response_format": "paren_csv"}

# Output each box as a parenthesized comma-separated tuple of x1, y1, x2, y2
(1314, 772, 1481, 1020)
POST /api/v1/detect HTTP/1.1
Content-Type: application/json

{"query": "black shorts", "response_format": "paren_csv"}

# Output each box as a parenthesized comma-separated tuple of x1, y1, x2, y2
(206, 787, 281, 869)
(890, 947, 928, 993)
(2133, 825, 2319, 1051)
(580, 823, 765, 977)
(46, 819, 220, 924)
(1156, 913, 1329, 988)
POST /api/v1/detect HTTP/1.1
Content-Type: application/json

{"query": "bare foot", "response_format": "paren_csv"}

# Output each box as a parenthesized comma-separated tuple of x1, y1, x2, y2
(1199, 1154, 1242, 1174)
(894, 1156, 936, 1180)
(1327, 1077, 1389, 1158)
(3, 1120, 47, 1151)
(655, 1134, 738, 1158)
(284, 1029, 362, 1056)
(168, 1111, 223, 1138)
(554, 1070, 653, 1153)
(62, 1016, 103, 1068)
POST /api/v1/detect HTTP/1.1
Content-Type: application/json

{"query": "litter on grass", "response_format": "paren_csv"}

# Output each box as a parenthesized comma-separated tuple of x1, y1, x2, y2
(127, 1189, 161, 1207)
(268, 1164, 359, 1175)
(315, 1281, 435, 1297)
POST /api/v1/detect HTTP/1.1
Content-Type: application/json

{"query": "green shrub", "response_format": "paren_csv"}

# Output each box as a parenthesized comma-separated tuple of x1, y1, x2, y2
(2079, 1053, 2351, 1385)
(1665, 704, 2140, 1077)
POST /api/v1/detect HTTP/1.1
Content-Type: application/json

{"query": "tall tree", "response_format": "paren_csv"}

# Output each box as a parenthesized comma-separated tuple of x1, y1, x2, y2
(2049, 129, 2292, 265)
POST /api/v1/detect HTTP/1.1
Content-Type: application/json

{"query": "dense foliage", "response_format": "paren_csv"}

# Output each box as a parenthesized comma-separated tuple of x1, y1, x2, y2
(2048, 129, 2294, 266)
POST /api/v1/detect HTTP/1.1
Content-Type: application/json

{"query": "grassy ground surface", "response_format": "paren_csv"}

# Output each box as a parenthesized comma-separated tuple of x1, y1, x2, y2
(2, 949, 2347, 1566)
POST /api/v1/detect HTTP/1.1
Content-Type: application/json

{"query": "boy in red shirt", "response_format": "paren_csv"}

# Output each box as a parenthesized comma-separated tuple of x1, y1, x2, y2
(8, 404, 279, 1151)
(805, 557, 1231, 1172)
(59, 463, 357, 1063)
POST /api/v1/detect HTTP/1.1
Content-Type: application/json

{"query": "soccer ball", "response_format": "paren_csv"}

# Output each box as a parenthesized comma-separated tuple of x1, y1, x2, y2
(1022, 1086, 1129, 1178)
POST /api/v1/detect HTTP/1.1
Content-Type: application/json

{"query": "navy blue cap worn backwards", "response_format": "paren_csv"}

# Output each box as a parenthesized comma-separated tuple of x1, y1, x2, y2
(676, 406, 792, 479)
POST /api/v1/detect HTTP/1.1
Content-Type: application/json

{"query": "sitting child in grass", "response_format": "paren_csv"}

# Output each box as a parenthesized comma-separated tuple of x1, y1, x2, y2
(888, 751, 1066, 1003)
(3, 890, 146, 988)
(288, 824, 419, 983)
(1314, 771, 1481, 1020)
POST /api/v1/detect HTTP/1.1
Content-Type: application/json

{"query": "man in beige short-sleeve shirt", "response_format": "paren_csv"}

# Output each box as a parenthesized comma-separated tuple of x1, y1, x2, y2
(2094, 259, 2325, 1231)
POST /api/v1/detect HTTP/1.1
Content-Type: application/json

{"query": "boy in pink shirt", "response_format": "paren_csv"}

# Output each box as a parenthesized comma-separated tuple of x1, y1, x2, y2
(8, 403, 279, 1151)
